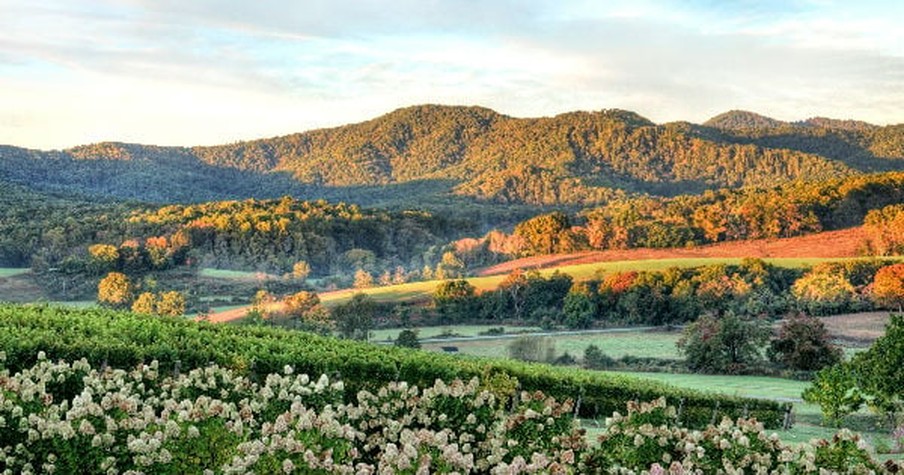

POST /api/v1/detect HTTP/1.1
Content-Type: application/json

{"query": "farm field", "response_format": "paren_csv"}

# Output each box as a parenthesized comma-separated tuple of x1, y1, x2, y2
(821, 311, 895, 346)
(198, 268, 275, 280)
(0, 267, 29, 278)
(420, 328, 683, 360)
(370, 324, 544, 342)
(412, 312, 897, 361)
(477, 227, 869, 276)
(0, 270, 49, 302)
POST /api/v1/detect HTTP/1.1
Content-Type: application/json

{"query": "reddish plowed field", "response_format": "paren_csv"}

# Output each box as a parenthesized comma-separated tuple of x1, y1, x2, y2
(477, 227, 866, 277)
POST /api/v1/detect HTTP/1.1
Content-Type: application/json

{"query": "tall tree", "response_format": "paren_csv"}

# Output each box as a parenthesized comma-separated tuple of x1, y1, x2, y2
(332, 293, 377, 341)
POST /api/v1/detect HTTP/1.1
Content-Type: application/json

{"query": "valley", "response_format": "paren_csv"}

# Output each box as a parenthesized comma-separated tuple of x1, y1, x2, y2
(1, 105, 903, 470)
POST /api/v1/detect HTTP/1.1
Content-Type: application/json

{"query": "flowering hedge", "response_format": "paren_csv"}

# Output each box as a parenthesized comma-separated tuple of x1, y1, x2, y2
(1, 355, 900, 474)
(0, 304, 787, 429)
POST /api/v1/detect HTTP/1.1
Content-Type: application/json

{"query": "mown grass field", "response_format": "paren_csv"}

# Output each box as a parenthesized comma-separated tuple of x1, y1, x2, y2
(420, 328, 684, 360)
(198, 268, 271, 280)
(371, 324, 544, 342)
(0, 268, 29, 278)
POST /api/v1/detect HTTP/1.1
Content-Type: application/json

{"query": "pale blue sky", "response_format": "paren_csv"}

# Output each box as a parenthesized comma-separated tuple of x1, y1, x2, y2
(1, 0, 902, 149)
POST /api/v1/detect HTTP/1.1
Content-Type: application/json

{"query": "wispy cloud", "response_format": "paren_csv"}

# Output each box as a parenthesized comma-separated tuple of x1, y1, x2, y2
(0, 0, 901, 149)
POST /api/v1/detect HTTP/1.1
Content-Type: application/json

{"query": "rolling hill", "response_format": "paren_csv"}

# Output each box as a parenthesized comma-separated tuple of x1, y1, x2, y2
(2, 106, 903, 210)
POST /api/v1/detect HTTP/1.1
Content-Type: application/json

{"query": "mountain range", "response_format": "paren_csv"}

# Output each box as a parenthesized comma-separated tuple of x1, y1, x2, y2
(2, 105, 903, 211)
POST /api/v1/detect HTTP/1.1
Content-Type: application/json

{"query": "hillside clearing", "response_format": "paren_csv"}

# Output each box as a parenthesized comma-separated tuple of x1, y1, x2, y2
(478, 227, 867, 276)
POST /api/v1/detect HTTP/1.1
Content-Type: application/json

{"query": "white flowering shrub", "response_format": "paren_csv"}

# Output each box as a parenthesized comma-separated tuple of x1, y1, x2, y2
(0, 356, 584, 474)
(583, 397, 900, 474)
(1, 355, 901, 474)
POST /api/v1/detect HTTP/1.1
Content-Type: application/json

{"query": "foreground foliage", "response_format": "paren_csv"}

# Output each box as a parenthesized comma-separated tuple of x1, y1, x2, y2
(802, 314, 903, 428)
(1, 357, 900, 474)
(0, 304, 787, 428)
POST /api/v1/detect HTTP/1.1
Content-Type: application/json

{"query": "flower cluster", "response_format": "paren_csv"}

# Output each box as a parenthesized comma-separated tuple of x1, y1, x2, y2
(584, 397, 901, 474)
(1, 355, 901, 474)
(894, 425, 904, 454)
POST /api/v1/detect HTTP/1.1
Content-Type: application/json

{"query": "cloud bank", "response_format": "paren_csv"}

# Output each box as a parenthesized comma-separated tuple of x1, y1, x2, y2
(1, 0, 902, 149)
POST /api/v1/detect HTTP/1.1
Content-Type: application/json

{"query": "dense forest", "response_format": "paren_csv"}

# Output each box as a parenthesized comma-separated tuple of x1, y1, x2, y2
(2, 106, 903, 212)
(0, 190, 466, 276)
(454, 171, 904, 262)
(3, 170, 903, 302)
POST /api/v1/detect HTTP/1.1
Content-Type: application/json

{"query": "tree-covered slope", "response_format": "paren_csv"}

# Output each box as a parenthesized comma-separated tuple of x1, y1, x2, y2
(1, 105, 903, 207)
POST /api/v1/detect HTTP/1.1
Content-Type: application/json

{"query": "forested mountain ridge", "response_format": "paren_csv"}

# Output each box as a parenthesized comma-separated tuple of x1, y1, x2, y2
(2, 105, 903, 207)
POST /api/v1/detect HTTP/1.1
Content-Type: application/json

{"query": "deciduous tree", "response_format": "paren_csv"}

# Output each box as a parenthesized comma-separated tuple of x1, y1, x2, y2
(872, 263, 904, 311)
(97, 272, 133, 309)
(332, 293, 377, 341)
(677, 312, 769, 374)
(769, 314, 842, 371)
(802, 363, 864, 427)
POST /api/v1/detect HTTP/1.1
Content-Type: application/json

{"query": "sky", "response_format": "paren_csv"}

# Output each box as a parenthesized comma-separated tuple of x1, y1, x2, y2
(1, 0, 902, 150)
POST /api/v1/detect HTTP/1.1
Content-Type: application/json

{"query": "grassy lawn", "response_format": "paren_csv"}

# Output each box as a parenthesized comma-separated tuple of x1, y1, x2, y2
(45, 300, 98, 309)
(191, 304, 249, 317)
(0, 268, 29, 278)
(611, 371, 809, 405)
(371, 325, 543, 342)
(420, 329, 683, 360)
(199, 268, 270, 280)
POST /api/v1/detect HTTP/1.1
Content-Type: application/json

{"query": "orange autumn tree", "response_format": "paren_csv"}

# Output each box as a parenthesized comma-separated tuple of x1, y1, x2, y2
(864, 204, 904, 256)
(872, 263, 904, 311)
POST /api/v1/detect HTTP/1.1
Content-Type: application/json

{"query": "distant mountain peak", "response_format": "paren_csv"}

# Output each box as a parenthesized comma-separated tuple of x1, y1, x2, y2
(703, 110, 788, 130)
(796, 117, 878, 132)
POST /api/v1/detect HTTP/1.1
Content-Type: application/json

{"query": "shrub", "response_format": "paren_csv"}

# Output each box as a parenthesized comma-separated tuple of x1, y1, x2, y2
(802, 363, 864, 427)
(395, 328, 421, 349)
(769, 313, 842, 371)
(677, 312, 769, 374)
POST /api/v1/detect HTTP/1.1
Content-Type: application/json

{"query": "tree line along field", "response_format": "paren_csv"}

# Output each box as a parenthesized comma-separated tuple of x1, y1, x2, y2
(205, 255, 901, 325)
(1, 168, 903, 307)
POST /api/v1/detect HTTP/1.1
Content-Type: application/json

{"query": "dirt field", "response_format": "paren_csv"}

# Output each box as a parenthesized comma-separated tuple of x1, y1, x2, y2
(477, 227, 866, 276)
(0, 273, 49, 302)
(820, 311, 895, 346)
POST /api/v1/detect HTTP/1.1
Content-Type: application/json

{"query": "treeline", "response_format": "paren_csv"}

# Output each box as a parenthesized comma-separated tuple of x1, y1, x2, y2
(460, 172, 904, 260)
(430, 259, 902, 329)
(704, 110, 904, 170)
(70, 197, 468, 277)
(0, 181, 137, 267)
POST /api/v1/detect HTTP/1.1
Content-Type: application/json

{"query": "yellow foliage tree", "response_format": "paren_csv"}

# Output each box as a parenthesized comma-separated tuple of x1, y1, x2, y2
(156, 291, 186, 317)
(97, 272, 133, 308)
(131, 292, 157, 314)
